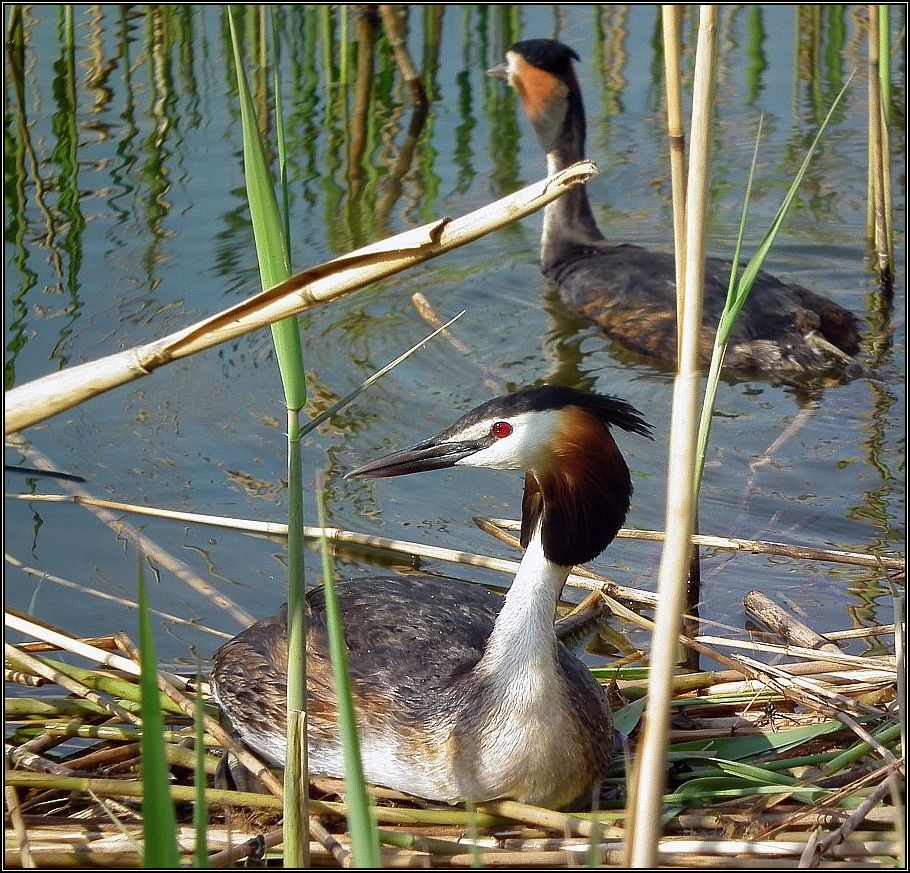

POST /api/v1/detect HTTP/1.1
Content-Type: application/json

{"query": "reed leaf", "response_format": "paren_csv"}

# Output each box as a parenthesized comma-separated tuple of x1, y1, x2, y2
(822, 722, 903, 776)
(612, 697, 646, 737)
(694, 76, 853, 499)
(227, 12, 296, 373)
(315, 475, 380, 867)
(671, 721, 844, 758)
(226, 9, 302, 402)
(136, 556, 180, 867)
(665, 779, 828, 805)
(705, 758, 816, 788)
(226, 9, 308, 865)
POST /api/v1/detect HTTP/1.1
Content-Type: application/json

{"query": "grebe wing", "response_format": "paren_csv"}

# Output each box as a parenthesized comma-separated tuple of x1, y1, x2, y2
(306, 575, 502, 693)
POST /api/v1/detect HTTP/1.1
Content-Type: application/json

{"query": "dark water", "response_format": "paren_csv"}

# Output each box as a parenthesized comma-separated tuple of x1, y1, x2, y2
(5, 6, 905, 669)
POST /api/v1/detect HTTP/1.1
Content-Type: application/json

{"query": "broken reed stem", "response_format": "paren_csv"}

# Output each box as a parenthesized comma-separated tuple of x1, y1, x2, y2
(5, 610, 191, 690)
(5, 162, 599, 435)
(4, 768, 34, 870)
(4, 644, 140, 726)
(866, 4, 894, 288)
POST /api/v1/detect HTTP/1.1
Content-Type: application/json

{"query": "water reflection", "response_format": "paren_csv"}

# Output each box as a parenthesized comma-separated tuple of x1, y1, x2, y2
(3, 5, 904, 663)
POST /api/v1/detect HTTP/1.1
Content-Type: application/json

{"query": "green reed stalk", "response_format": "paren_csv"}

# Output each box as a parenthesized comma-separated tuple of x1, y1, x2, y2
(21, 655, 182, 713)
(822, 722, 903, 776)
(270, 15, 312, 869)
(194, 667, 209, 868)
(136, 556, 180, 867)
(227, 9, 309, 866)
(315, 475, 381, 867)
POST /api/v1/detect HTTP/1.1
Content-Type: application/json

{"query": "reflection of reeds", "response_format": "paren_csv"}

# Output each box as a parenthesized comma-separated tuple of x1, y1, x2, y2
(83, 5, 115, 116)
(48, 6, 86, 368)
(743, 6, 768, 106)
(6, 7, 64, 298)
(595, 5, 628, 115)
(379, 4, 428, 105)
(348, 9, 378, 203)
(5, 9, 44, 388)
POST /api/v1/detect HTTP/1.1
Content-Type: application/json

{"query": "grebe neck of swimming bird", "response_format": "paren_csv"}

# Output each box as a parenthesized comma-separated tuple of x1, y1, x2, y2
(499, 45, 604, 253)
(533, 72, 604, 259)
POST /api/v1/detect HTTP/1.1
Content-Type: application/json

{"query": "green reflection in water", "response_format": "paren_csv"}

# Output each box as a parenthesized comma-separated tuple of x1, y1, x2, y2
(744, 5, 768, 106)
(4, 8, 37, 389)
(49, 5, 85, 369)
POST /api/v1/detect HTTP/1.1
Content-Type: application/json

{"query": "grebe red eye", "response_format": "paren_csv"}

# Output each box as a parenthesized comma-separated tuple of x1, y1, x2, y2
(491, 421, 513, 439)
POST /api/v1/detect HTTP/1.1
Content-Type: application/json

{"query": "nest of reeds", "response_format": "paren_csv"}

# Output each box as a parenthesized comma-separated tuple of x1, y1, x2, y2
(5, 536, 904, 869)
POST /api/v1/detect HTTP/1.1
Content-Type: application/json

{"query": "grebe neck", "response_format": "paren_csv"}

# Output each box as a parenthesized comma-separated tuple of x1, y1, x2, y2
(477, 523, 568, 676)
(540, 87, 604, 263)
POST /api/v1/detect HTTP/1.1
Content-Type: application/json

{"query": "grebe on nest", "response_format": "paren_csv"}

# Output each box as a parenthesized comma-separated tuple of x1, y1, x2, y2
(488, 39, 862, 381)
(211, 385, 651, 809)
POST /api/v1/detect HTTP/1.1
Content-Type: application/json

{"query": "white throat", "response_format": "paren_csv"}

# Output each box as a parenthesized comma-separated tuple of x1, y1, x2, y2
(478, 521, 568, 677)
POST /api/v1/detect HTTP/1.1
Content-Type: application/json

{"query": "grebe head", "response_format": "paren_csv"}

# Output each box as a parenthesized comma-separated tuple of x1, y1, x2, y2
(488, 39, 584, 159)
(348, 385, 652, 567)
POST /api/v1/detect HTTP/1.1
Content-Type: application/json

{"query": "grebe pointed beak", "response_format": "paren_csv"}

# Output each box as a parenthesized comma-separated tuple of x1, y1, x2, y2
(486, 62, 509, 81)
(346, 437, 485, 480)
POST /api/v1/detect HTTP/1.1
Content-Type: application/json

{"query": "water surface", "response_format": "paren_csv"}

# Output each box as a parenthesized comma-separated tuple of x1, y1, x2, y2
(5, 5, 905, 669)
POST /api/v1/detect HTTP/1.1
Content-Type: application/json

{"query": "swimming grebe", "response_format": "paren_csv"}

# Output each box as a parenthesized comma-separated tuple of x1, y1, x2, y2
(489, 39, 861, 380)
(210, 385, 651, 808)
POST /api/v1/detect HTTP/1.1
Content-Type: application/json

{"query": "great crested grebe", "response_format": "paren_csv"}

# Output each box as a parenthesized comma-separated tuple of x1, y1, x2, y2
(488, 39, 862, 381)
(211, 385, 651, 809)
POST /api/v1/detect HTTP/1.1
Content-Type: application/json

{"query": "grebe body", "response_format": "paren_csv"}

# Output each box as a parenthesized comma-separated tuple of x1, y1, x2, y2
(489, 39, 861, 381)
(211, 385, 651, 808)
